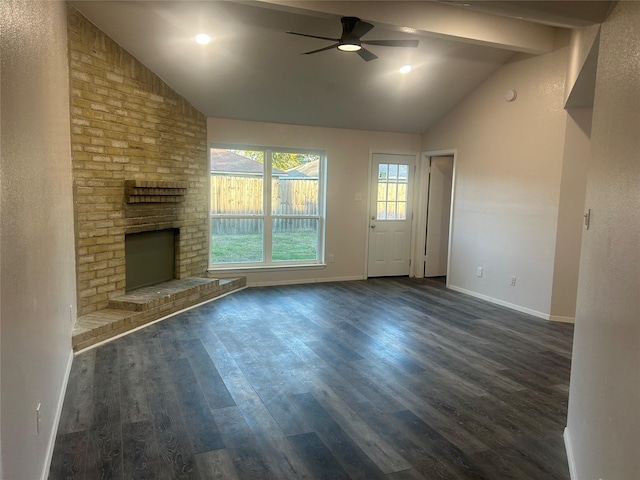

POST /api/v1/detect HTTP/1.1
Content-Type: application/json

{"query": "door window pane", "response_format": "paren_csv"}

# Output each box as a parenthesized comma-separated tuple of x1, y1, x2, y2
(397, 183, 407, 201)
(386, 202, 397, 219)
(377, 183, 387, 201)
(387, 183, 397, 201)
(375, 162, 409, 220)
(398, 164, 409, 180)
(377, 202, 387, 220)
(388, 163, 398, 180)
(397, 201, 407, 219)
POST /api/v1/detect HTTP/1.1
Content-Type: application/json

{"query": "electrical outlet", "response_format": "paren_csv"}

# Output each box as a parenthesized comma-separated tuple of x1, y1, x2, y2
(36, 403, 41, 435)
(477, 267, 483, 278)
(511, 276, 517, 286)
(328, 254, 335, 263)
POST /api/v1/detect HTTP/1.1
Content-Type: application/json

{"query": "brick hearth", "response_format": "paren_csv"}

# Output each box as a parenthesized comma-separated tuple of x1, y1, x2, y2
(72, 276, 246, 352)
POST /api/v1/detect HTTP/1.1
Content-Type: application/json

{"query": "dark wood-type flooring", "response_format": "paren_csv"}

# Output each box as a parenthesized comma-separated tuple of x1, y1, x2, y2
(49, 277, 574, 479)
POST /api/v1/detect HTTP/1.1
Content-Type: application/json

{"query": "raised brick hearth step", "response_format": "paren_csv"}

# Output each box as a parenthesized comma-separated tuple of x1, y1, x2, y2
(108, 277, 221, 312)
(72, 276, 246, 352)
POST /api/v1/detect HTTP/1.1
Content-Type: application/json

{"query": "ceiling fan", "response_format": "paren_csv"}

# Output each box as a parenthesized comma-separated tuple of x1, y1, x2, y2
(286, 16, 419, 62)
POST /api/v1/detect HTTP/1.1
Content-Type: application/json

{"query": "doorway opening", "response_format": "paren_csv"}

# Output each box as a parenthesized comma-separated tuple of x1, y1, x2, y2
(414, 152, 455, 285)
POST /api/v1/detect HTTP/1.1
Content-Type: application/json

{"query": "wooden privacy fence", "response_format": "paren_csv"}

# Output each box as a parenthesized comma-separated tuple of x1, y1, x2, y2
(211, 175, 319, 234)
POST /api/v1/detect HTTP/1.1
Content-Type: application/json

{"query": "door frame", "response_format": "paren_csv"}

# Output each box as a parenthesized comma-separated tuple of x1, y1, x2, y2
(413, 149, 457, 286)
(364, 149, 420, 278)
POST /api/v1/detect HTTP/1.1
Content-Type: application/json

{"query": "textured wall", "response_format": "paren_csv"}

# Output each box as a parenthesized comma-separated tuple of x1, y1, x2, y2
(566, 2, 640, 478)
(67, 7, 209, 315)
(422, 47, 569, 318)
(1, 1, 76, 478)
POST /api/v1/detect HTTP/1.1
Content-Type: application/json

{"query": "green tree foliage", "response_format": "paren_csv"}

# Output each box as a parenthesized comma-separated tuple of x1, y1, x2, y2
(272, 152, 312, 170)
(233, 150, 319, 171)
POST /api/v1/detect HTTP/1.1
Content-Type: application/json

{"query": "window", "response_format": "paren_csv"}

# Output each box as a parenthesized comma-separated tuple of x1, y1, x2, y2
(210, 146, 325, 267)
(376, 163, 409, 220)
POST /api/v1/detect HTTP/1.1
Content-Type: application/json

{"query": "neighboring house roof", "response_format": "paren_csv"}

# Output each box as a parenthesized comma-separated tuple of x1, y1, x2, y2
(286, 160, 319, 178)
(210, 148, 286, 176)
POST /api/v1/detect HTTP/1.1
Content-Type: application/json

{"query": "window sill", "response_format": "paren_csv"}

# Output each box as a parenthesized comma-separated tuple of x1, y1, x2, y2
(208, 263, 327, 274)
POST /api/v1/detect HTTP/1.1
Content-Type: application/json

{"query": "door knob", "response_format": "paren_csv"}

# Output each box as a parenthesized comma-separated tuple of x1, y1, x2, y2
(370, 224, 376, 229)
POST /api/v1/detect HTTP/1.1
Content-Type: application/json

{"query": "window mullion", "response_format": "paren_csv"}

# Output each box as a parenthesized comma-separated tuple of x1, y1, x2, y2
(263, 149, 273, 263)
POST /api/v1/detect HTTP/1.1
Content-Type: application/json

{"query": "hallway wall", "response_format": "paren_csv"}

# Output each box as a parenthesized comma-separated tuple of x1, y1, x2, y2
(566, 2, 640, 478)
(1, 1, 77, 478)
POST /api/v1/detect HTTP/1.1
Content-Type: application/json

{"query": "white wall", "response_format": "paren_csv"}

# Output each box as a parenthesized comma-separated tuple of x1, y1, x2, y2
(564, 24, 600, 108)
(422, 46, 570, 318)
(207, 118, 421, 286)
(0, 1, 76, 478)
(566, 2, 640, 478)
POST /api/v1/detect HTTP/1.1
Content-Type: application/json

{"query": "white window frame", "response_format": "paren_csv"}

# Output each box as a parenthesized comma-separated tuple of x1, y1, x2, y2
(209, 144, 326, 270)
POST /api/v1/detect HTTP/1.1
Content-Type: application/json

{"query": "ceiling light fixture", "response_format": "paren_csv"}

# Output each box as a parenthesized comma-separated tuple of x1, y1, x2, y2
(399, 64, 412, 73)
(337, 43, 362, 52)
(195, 33, 211, 45)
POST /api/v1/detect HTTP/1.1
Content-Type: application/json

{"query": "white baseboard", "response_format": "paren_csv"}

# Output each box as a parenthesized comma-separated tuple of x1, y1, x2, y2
(447, 284, 550, 320)
(564, 427, 578, 480)
(550, 315, 575, 324)
(247, 275, 365, 288)
(42, 348, 74, 480)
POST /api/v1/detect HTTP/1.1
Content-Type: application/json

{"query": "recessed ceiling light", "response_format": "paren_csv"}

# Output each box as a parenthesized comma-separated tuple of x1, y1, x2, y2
(399, 64, 412, 74)
(196, 33, 211, 45)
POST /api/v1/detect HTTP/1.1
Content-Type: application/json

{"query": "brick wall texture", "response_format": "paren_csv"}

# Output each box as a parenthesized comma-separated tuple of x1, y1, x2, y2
(67, 7, 209, 315)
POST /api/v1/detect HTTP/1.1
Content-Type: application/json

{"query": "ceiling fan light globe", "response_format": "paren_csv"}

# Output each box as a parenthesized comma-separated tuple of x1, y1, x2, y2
(338, 43, 361, 52)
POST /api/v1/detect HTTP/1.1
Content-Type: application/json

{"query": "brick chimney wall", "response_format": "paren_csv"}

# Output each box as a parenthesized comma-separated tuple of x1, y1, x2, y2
(67, 7, 209, 315)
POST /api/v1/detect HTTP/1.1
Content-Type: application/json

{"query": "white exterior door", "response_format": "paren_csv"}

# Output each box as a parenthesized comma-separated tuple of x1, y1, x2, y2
(367, 153, 416, 277)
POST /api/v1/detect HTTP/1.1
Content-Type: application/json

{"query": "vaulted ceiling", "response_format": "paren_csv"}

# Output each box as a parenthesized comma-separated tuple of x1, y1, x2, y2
(70, 1, 611, 134)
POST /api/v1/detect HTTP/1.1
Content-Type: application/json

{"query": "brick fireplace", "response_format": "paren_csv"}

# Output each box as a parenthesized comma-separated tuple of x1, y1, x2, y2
(67, 7, 210, 316)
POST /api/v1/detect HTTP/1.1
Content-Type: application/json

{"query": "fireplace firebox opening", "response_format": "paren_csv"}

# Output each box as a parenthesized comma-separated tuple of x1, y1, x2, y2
(125, 228, 177, 292)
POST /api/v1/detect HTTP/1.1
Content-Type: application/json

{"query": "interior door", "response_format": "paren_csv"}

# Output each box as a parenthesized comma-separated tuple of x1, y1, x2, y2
(424, 155, 453, 277)
(368, 153, 416, 277)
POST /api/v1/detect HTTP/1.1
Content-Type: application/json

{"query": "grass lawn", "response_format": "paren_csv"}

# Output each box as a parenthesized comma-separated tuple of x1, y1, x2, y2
(211, 230, 317, 264)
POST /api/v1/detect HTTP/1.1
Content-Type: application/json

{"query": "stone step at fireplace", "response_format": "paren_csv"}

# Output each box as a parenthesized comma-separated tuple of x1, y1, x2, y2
(72, 276, 246, 352)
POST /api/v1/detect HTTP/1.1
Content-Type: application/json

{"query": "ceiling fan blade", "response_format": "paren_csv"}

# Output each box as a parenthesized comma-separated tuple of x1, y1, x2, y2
(350, 19, 374, 39)
(361, 39, 419, 48)
(286, 31, 340, 42)
(302, 43, 340, 55)
(357, 48, 378, 62)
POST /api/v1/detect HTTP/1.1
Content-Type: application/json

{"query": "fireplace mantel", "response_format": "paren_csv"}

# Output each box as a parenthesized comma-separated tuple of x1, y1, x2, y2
(124, 180, 188, 203)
